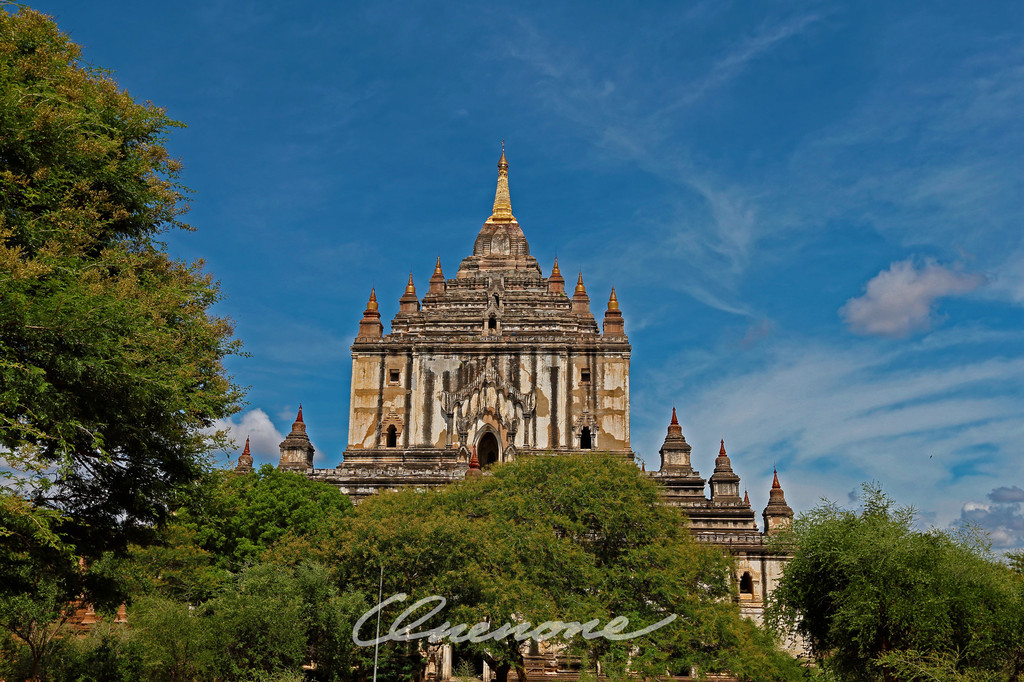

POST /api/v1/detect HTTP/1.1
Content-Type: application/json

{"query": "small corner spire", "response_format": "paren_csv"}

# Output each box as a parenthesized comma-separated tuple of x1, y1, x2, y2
(607, 287, 619, 311)
(405, 273, 416, 294)
(367, 287, 378, 310)
(772, 468, 781, 489)
(719, 439, 727, 456)
(575, 271, 586, 294)
(552, 257, 561, 275)
(670, 407, 679, 426)
(242, 436, 251, 456)
(296, 404, 303, 423)
(744, 489, 750, 507)
(433, 256, 443, 276)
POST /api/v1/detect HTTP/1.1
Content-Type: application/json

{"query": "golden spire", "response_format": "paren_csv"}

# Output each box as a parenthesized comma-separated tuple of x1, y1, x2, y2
(433, 256, 443, 276)
(487, 141, 515, 223)
(405, 273, 416, 294)
(552, 257, 561, 276)
(367, 288, 378, 311)
(608, 287, 619, 311)
(575, 272, 586, 294)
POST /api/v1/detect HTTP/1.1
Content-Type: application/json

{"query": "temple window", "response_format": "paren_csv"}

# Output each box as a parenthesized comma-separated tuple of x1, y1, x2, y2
(580, 426, 592, 449)
(389, 369, 400, 384)
(489, 315, 497, 330)
(581, 368, 591, 383)
(386, 425, 398, 448)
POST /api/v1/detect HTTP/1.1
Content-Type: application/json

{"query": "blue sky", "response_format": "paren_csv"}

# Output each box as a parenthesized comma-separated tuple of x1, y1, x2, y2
(33, 1, 1024, 547)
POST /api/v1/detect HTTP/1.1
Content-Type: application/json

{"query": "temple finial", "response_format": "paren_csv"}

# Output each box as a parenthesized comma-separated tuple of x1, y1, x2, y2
(670, 407, 678, 425)
(575, 272, 586, 294)
(487, 143, 515, 223)
(434, 256, 442, 275)
(608, 287, 619, 311)
(242, 436, 250, 456)
(296, 404, 303, 423)
(367, 288, 378, 311)
(772, 468, 781, 489)
(405, 273, 416, 294)
(720, 439, 727, 456)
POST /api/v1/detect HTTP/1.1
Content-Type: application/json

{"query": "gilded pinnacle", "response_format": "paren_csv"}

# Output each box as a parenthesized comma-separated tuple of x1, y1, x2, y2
(405, 273, 416, 294)
(575, 272, 586, 294)
(552, 257, 561, 276)
(367, 288, 378, 311)
(433, 257, 443, 276)
(487, 144, 515, 223)
(608, 287, 619, 311)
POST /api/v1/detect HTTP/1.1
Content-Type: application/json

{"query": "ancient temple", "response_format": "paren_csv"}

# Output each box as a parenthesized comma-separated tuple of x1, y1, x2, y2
(289, 146, 633, 501)
(250, 148, 797, 674)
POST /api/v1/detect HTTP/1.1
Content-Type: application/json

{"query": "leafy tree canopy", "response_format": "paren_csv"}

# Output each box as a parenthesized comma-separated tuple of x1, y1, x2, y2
(767, 484, 1024, 681)
(0, 4, 242, 552)
(335, 453, 802, 682)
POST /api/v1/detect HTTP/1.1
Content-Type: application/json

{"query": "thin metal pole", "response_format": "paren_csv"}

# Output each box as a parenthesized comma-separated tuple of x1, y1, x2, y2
(372, 564, 383, 682)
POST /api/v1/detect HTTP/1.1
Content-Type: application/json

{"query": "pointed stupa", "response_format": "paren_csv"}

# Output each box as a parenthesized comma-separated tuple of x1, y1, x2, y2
(358, 288, 383, 338)
(486, 141, 516, 224)
(465, 446, 483, 479)
(399, 273, 420, 313)
(744, 489, 751, 507)
(603, 287, 625, 337)
(572, 272, 591, 314)
(548, 257, 565, 294)
(278, 405, 315, 471)
(234, 435, 254, 473)
(709, 438, 742, 503)
(763, 468, 795, 534)
(460, 145, 540, 278)
(658, 407, 693, 471)
(427, 257, 446, 296)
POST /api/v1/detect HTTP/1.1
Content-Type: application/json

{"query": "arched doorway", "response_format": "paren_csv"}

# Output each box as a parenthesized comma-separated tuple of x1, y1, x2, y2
(478, 431, 500, 468)
(580, 427, 592, 449)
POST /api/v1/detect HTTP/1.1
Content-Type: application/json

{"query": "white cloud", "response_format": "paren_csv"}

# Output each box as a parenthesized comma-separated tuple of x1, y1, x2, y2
(840, 260, 984, 338)
(210, 409, 286, 467)
(957, 491, 1024, 550)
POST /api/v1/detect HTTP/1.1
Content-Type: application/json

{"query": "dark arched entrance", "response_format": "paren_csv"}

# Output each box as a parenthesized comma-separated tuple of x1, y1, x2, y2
(478, 432, 500, 468)
(580, 427, 592, 449)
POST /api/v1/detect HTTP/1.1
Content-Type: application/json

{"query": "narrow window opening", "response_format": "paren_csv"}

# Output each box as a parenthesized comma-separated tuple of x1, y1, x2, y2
(739, 572, 754, 595)
(494, 294, 500, 307)
(580, 427, 592, 450)
(386, 425, 397, 448)
(581, 368, 591, 383)
(488, 315, 497, 330)
(389, 369, 400, 384)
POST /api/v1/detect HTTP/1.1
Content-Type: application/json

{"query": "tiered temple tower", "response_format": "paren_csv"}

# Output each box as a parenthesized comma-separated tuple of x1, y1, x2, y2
(267, 147, 799, 666)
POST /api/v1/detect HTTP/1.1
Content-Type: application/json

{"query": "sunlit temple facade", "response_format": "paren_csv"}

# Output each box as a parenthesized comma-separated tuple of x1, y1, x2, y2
(254, 148, 797, 679)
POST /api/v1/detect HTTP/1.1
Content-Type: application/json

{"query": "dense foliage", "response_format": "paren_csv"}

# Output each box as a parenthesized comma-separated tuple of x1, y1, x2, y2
(767, 485, 1024, 681)
(336, 454, 803, 682)
(0, 4, 242, 550)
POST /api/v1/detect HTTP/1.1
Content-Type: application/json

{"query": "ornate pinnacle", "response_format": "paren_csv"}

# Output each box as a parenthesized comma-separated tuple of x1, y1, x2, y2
(242, 436, 250, 456)
(405, 273, 416, 294)
(433, 257, 443, 276)
(772, 469, 781, 489)
(720, 439, 727, 457)
(552, 257, 561, 276)
(608, 287, 619, 311)
(367, 288, 378, 311)
(575, 272, 586, 294)
(670, 407, 679, 426)
(296, 404, 303, 423)
(488, 143, 515, 223)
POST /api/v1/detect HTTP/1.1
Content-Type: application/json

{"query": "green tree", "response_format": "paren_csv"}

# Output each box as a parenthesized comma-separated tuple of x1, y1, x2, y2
(0, 4, 242, 553)
(172, 465, 355, 571)
(339, 454, 802, 682)
(767, 484, 1024, 681)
